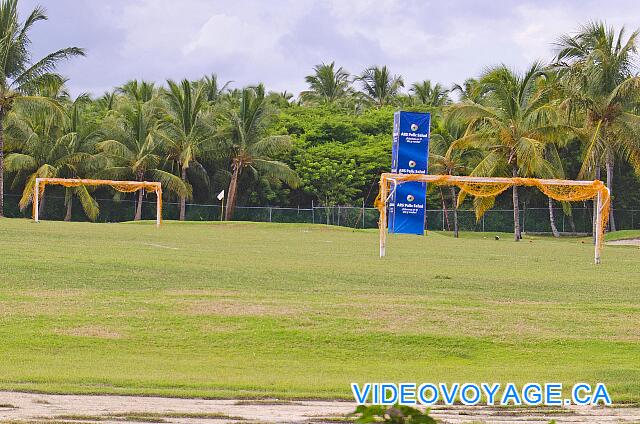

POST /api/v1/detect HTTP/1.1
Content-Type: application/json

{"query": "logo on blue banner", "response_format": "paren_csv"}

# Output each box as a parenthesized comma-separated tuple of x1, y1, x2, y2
(388, 181, 427, 235)
(389, 111, 430, 235)
(392, 111, 431, 174)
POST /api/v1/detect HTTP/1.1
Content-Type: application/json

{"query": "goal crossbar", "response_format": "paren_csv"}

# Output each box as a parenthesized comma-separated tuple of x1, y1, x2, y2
(376, 173, 610, 264)
(33, 178, 163, 227)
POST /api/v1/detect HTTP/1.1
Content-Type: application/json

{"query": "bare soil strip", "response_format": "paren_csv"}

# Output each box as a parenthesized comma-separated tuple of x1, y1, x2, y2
(607, 238, 640, 246)
(1, 391, 639, 423)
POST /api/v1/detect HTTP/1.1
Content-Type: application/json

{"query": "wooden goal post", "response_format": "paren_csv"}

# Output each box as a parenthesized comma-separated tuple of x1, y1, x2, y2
(376, 173, 610, 264)
(33, 178, 163, 227)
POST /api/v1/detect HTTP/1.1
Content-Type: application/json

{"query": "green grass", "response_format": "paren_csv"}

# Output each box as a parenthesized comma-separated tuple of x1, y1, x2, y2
(605, 229, 640, 241)
(0, 218, 639, 402)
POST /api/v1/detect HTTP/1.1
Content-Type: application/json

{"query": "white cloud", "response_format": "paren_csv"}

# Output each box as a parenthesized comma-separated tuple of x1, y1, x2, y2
(18, 0, 640, 96)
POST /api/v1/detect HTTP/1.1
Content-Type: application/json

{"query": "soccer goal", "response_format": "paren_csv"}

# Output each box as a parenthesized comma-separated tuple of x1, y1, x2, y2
(375, 173, 611, 264)
(33, 178, 163, 227)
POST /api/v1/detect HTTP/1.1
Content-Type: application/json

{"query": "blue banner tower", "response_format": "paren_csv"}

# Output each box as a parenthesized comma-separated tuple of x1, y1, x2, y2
(388, 111, 431, 235)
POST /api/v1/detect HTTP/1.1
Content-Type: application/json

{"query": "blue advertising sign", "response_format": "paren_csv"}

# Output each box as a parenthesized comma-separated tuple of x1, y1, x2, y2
(388, 181, 427, 235)
(389, 111, 430, 235)
(392, 111, 431, 174)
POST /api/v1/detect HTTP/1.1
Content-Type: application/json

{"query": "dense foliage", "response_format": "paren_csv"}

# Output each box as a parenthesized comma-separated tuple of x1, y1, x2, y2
(1, 1, 640, 235)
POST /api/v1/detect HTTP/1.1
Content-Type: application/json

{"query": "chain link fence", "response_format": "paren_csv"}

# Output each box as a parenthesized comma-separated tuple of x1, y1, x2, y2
(4, 193, 639, 233)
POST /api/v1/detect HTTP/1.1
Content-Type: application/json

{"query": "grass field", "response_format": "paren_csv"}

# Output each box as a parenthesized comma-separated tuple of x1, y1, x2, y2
(0, 218, 639, 402)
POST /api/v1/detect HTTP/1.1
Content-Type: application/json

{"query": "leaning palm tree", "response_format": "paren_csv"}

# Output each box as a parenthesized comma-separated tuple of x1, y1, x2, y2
(221, 85, 299, 220)
(160, 79, 215, 220)
(410, 80, 450, 107)
(0, 0, 85, 216)
(450, 63, 568, 241)
(301, 62, 351, 104)
(357, 66, 404, 107)
(555, 22, 640, 231)
(97, 97, 190, 221)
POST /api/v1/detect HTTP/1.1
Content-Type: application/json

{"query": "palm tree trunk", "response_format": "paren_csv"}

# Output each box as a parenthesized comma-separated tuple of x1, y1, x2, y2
(224, 161, 241, 221)
(440, 188, 450, 231)
(134, 171, 144, 221)
(548, 197, 559, 237)
(568, 214, 576, 234)
(0, 111, 4, 218)
(605, 150, 616, 232)
(38, 193, 46, 219)
(592, 166, 601, 243)
(64, 197, 73, 222)
(450, 186, 459, 238)
(512, 165, 521, 241)
(179, 166, 187, 221)
(135, 189, 143, 221)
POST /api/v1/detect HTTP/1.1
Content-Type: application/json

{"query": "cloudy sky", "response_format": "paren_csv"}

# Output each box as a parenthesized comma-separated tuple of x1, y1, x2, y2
(19, 0, 640, 97)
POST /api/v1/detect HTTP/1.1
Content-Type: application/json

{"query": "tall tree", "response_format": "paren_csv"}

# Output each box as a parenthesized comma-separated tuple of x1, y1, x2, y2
(301, 62, 351, 104)
(160, 78, 215, 220)
(357, 66, 404, 107)
(4, 92, 99, 220)
(410, 80, 450, 107)
(430, 114, 481, 237)
(97, 96, 190, 220)
(118, 80, 155, 103)
(200, 73, 232, 103)
(451, 63, 567, 241)
(451, 78, 482, 102)
(221, 85, 299, 220)
(0, 0, 84, 217)
(555, 22, 640, 231)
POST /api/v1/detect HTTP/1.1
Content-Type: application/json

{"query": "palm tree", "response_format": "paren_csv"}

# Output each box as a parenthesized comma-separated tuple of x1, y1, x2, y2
(200, 73, 232, 103)
(0, 0, 85, 217)
(58, 94, 103, 221)
(267, 90, 294, 108)
(451, 63, 567, 241)
(118, 80, 155, 103)
(357, 66, 404, 107)
(301, 62, 351, 104)
(410, 80, 450, 107)
(97, 90, 117, 112)
(160, 79, 215, 220)
(221, 85, 299, 220)
(4, 93, 99, 220)
(555, 22, 640, 231)
(451, 78, 482, 102)
(429, 114, 481, 237)
(97, 96, 190, 221)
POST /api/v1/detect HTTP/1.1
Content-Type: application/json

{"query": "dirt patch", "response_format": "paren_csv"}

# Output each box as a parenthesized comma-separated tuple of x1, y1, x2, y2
(0, 392, 639, 424)
(185, 299, 303, 317)
(607, 238, 640, 246)
(54, 326, 124, 339)
(162, 289, 239, 298)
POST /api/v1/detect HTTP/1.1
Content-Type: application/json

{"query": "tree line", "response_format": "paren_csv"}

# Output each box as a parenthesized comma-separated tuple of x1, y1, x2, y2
(1, 0, 640, 239)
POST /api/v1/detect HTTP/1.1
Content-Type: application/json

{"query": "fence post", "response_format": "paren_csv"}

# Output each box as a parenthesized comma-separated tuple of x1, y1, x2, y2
(442, 209, 445, 231)
(482, 214, 485, 232)
(337, 206, 340, 226)
(362, 200, 365, 229)
(269, 207, 272, 222)
(562, 212, 565, 233)
(312, 200, 315, 224)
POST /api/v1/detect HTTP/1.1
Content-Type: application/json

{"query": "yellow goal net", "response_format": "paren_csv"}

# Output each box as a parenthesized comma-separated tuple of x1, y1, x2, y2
(375, 173, 610, 264)
(33, 178, 163, 227)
